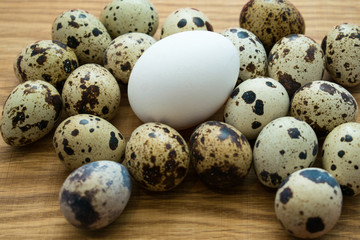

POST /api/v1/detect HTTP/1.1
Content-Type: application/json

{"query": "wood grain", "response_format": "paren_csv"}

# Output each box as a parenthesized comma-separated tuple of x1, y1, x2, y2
(1, 0, 360, 239)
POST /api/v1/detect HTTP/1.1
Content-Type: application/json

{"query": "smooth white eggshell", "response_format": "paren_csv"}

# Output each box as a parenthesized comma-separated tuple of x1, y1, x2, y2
(128, 30, 240, 130)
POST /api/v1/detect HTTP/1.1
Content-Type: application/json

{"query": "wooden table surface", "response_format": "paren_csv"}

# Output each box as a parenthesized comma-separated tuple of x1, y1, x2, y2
(1, 0, 360, 239)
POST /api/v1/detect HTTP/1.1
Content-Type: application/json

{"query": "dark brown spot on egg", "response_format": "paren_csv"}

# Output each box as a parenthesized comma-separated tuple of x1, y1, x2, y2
(280, 187, 293, 204)
(92, 28, 102, 37)
(341, 185, 355, 196)
(60, 189, 100, 228)
(252, 100, 264, 115)
(177, 19, 187, 28)
(304, 45, 317, 62)
(259, 170, 283, 186)
(205, 22, 213, 31)
(277, 71, 301, 97)
(67, 36, 80, 49)
(306, 217, 325, 233)
(62, 138, 74, 155)
(231, 88, 240, 98)
(74, 85, 100, 114)
(121, 61, 131, 71)
(246, 62, 256, 73)
(142, 164, 162, 186)
(192, 17, 204, 27)
(57, 22, 63, 30)
(199, 165, 244, 189)
(319, 83, 336, 95)
(109, 132, 118, 150)
(252, 121, 261, 129)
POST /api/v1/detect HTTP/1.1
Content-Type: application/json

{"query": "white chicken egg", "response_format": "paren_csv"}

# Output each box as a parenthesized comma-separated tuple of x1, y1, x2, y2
(128, 31, 240, 130)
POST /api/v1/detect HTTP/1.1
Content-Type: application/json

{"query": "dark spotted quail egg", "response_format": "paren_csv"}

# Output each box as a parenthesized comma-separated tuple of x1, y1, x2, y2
(52, 9, 112, 65)
(268, 34, 325, 97)
(189, 121, 252, 189)
(1, 80, 62, 146)
(53, 114, 126, 171)
(290, 80, 358, 136)
(62, 64, 121, 120)
(100, 0, 159, 39)
(322, 122, 360, 196)
(253, 117, 318, 188)
(275, 168, 342, 239)
(160, 8, 214, 39)
(224, 77, 289, 140)
(322, 23, 360, 87)
(13, 40, 78, 92)
(104, 33, 156, 84)
(240, 0, 305, 53)
(220, 28, 267, 84)
(59, 160, 131, 230)
(124, 122, 190, 191)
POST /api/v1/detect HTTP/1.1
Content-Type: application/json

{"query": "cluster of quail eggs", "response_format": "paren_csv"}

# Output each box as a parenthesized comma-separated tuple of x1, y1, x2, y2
(1, 0, 360, 237)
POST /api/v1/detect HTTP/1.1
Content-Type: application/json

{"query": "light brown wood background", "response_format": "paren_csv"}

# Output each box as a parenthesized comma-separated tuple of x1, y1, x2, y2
(1, 0, 360, 239)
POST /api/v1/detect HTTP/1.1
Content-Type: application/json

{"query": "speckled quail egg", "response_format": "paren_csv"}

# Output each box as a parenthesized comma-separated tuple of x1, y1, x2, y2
(53, 114, 126, 171)
(52, 9, 112, 65)
(189, 121, 252, 189)
(253, 117, 318, 188)
(104, 33, 156, 84)
(62, 64, 121, 120)
(268, 34, 325, 97)
(100, 0, 159, 39)
(224, 77, 290, 140)
(160, 8, 214, 39)
(240, 0, 305, 53)
(13, 40, 78, 92)
(1, 80, 62, 146)
(220, 28, 267, 84)
(290, 80, 358, 136)
(124, 122, 190, 191)
(59, 160, 131, 230)
(322, 122, 360, 196)
(275, 168, 342, 239)
(321, 23, 360, 87)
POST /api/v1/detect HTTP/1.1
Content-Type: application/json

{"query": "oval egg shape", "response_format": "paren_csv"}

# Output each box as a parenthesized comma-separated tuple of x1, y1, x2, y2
(128, 31, 240, 130)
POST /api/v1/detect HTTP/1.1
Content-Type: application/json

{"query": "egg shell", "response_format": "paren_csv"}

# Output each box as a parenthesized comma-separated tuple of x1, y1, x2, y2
(220, 27, 267, 84)
(322, 122, 360, 196)
(53, 114, 126, 171)
(189, 121, 252, 189)
(253, 117, 318, 188)
(124, 122, 190, 191)
(62, 64, 121, 120)
(268, 34, 325, 96)
(13, 40, 78, 92)
(160, 8, 213, 39)
(224, 77, 289, 140)
(321, 23, 360, 87)
(52, 9, 112, 65)
(1, 80, 62, 146)
(240, 0, 305, 53)
(104, 33, 156, 84)
(100, 0, 159, 38)
(275, 168, 342, 239)
(290, 80, 358, 136)
(59, 160, 131, 230)
(128, 30, 240, 130)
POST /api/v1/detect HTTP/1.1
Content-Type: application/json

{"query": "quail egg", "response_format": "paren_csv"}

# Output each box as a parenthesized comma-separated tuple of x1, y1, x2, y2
(268, 34, 325, 97)
(189, 121, 252, 189)
(52, 9, 112, 65)
(53, 114, 126, 171)
(224, 77, 290, 140)
(253, 116, 318, 188)
(62, 63, 121, 120)
(100, 0, 159, 38)
(1, 80, 62, 146)
(322, 23, 360, 87)
(275, 168, 342, 239)
(124, 122, 190, 191)
(160, 8, 213, 39)
(13, 40, 78, 92)
(220, 27, 267, 84)
(322, 122, 360, 196)
(290, 80, 358, 136)
(240, 0, 305, 53)
(59, 160, 131, 230)
(104, 33, 156, 84)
